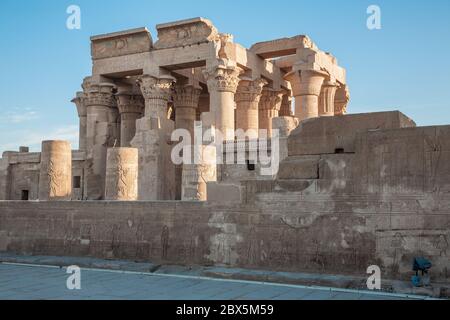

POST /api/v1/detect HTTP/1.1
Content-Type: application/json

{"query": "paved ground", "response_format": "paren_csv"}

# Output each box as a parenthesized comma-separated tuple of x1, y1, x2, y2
(0, 263, 427, 300)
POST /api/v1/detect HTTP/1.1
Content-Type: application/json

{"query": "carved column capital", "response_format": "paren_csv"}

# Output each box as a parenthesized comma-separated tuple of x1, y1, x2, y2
(116, 93, 145, 115)
(83, 83, 117, 108)
(235, 78, 267, 106)
(203, 64, 242, 93)
(279, 90, 293, 117)
(71, 92, 87, 117)
(173, 84, 202, 109)
(284, 69, 328, 97)
(136, 75, 175, 101)
(319, 80, 338, 116)
(259, 89, 283, 111)
(334, 84, 350, 115)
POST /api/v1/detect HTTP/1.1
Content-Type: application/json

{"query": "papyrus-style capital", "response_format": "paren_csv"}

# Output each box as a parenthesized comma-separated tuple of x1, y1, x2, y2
(173, 84, 202, 109)
(334, 84, 350, 115)
(279, 90, 293, 117)
(319, 80, 338, 116)
(136, 75, 175, 101)
(259, 88, 283, 111)
(71, 92, 87, 117)
(235, 78, 267, 106)
(203, 63, 242, 93)
(83, 83, 117, 108)
(116, 93, 145, 114)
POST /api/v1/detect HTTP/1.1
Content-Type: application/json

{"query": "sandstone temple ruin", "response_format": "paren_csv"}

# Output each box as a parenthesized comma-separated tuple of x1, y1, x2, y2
(0, 18, 449, 284)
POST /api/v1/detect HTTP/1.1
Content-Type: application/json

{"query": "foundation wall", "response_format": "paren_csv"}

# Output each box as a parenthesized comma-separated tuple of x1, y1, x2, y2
(0, 198, 448, 282)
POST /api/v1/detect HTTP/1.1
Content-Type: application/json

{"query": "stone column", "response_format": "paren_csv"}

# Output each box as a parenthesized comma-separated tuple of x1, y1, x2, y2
(235, 78, 266, 139)
(173, 84, 202, 136)
(83, 82, 118, 151)
(105, 148, 138, 201)
(198, 93, 210, 121)
(318, 80, 338, 117)
(38, 140, 72, 201)
(279, 91, 293, 117)
(173, 84, 202, 200)
(285, 69, 327, 121)
(258, 89, 283, 137)
(182, 143, 217, 201)
(132, 75, 176, 200)
(83, 82, 117, 200)
(203, 62, 241, 141)
(137, 74, 174, 120)
(71, 92, 87, 151)
(334, 84, 350, 116)
(116, 93, 144, 147)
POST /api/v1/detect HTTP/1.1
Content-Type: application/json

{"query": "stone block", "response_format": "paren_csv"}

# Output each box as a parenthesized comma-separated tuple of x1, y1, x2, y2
(155, 17, 218, 50)
(288, 111, 416, 156)
(91, 27, 153, 60)
(207, 182, 242, 204)
(278, 155, 320, 180)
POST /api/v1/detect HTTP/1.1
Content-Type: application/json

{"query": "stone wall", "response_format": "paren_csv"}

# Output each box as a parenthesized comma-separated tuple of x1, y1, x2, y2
(0, 112, 449, 283)
(0, 196, 448, 282)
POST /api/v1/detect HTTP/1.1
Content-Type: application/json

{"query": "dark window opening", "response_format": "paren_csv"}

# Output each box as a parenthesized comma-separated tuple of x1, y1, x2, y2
(246, 160, 256, 171)
(335, 148, 345, 154)
(73, 176, 81, 189)
(21, 190, 29, 201)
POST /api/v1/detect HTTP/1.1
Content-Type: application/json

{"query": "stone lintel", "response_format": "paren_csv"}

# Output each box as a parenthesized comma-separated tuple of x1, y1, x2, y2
(155, 17, 219, 50)
(91, 27, 153, 60)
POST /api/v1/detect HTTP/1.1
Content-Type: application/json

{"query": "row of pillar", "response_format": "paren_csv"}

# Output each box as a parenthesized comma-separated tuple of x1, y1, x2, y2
(285, 69, 349, 121)
(70, 65, 349, 201)
(72, 71, 348, 154)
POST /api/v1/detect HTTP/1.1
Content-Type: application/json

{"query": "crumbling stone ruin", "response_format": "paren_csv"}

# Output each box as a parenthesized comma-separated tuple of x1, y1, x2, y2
(0, 18, 448, 284)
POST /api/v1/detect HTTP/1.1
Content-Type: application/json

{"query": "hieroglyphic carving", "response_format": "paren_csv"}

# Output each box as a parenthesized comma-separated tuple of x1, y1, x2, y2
(105, 148, 138, 200)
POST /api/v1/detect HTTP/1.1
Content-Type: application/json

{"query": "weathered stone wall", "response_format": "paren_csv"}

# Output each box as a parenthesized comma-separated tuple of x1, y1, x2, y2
(0, 197, 448, 282)
(0, 112, 448, 282)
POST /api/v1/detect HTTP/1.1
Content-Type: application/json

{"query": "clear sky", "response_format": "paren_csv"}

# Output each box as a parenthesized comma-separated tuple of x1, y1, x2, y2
(1, 0, 449, 153)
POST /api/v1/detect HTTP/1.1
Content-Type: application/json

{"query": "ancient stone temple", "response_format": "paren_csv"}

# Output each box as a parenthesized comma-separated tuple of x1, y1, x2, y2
(0, 17, 349, 202)
(0, 18, 449, 284)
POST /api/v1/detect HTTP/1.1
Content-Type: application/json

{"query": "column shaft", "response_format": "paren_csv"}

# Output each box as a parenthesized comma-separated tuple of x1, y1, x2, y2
(116, 93, 144, 147)
(259, 89, 283, 137)
(71, 92, 87, 151)
(235, 78, 266, 139)
(38, 140, 72, 201)
(133, 75, 176, 200)
(203, 63, 241, 141)
(83, 82, 117, 200)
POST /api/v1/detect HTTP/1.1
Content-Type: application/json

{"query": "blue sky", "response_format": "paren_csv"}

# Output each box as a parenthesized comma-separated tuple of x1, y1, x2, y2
(1, 0, 449, 153)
